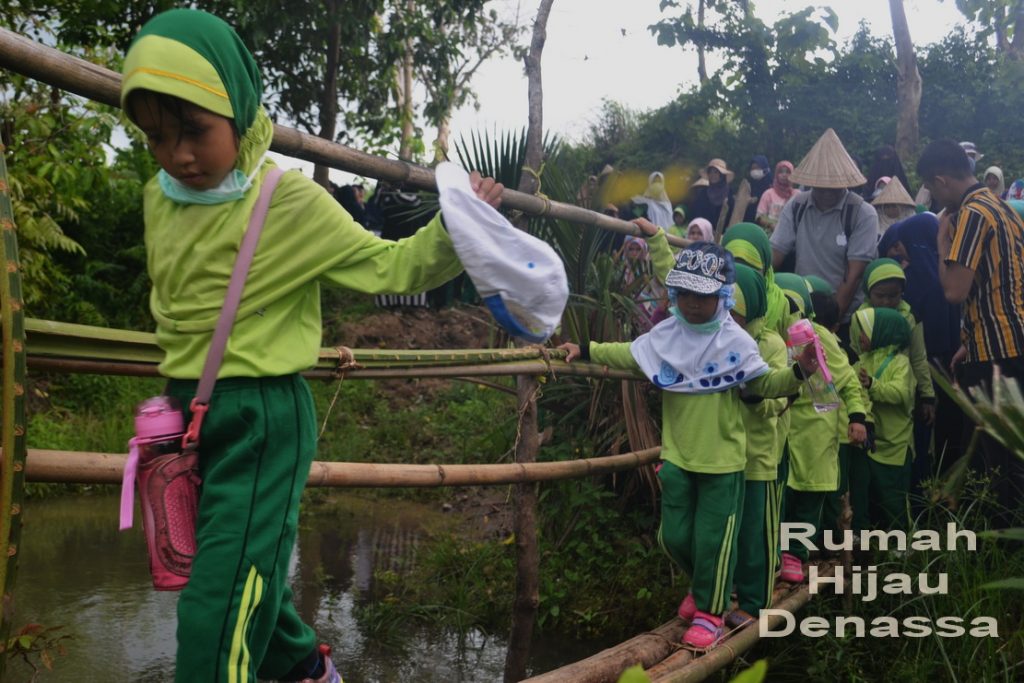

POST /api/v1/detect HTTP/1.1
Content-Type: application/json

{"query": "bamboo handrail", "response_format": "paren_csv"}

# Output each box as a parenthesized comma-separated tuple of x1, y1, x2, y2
(0, 27, 689, 248)
(22, 447, 661, 486)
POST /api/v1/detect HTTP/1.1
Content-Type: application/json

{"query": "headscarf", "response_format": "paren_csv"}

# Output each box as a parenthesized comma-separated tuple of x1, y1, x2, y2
(774, 272, 813, 319)
(803, 275, 835, 296)
(732, 263, 768, 340)
(121, 8, 272, 179)
(772, 160, 795, 200)
(633, 171, 674, 228)
(863, 257, 906, 294)
(871, 176, 891, 199)
(983, 166, 1005, 197)
(1007, 179, 1024, 201)
(687, 218, 714, 242)
(631, 246, 769, 394)
(876, 214, 961, 356)
(749, 155, 773, 197)
(853, 307, 911, 355)
(123, 9, 262, 135)
(722, 222, 788, 336)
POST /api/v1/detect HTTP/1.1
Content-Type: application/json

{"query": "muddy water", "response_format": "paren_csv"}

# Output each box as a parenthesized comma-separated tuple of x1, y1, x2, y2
(8, 493, 601, 682)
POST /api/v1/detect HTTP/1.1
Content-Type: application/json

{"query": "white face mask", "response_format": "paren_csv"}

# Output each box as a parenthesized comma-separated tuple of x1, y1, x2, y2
(158, 155, 267, 205)
(750, 169, 765, 181)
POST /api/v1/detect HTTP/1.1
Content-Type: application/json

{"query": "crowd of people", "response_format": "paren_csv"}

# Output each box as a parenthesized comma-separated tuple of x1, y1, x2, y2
(561, 129, 1024, 651)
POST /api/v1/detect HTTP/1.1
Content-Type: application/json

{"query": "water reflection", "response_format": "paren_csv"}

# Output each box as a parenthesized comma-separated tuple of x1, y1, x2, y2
(8, 493, 597, 682)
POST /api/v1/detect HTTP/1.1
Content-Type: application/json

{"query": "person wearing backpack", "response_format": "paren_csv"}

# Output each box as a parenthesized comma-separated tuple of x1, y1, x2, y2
(769, 129, 879, 333)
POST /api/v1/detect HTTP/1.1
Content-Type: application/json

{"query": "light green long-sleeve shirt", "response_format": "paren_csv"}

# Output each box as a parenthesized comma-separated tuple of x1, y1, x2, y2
(788, 322, 866, 491)
(145, 166, 463, 379)
(588, 340, 801, 474)
(856, 347, 914, 466)
(741, 330, 790, 480)
(856, 301, 934, 401)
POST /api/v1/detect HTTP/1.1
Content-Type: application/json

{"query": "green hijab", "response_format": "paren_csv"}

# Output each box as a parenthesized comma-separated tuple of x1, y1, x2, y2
(722, 222, 788, 336)
(123, 9, 262, 134)
(863, 258, 906, 294)
(853, 306, 911, 354)
(774, 272, 813, 319)
(803, 275, 835, 296)
(733, 263, 768, 338)
(121, 8, 272, 179)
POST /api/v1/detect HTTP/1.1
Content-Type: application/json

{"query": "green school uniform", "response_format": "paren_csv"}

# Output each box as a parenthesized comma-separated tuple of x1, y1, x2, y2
(588, 341, 802, 474)
(786, 323, 866, 491)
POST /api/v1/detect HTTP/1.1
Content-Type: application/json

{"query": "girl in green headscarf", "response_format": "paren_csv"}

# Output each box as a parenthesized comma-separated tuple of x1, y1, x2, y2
(728, 265, 790, 627)
(859, 258, 935, 413)
(121, 9, 501, 682)
(771, 273, 867, 583)
(849, 307, 914, 532)
(722, 223, 790, 339)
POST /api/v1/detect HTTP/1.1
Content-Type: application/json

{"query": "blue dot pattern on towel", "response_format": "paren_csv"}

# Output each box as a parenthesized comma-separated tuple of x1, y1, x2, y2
(527, 262, 535, 269)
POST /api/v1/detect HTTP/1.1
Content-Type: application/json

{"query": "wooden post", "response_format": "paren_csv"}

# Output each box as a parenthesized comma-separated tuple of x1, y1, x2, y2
(505, 2, 556, 681)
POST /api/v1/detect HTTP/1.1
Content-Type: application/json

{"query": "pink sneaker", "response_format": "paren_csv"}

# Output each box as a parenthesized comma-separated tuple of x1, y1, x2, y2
(677, 592, 697, 621)
(682, 611, 725, 650)
(300, 644, 342, 683)
(779, 552, 804, 583)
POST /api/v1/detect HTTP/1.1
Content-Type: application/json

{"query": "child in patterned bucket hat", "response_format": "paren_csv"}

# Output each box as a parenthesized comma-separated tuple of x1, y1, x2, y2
(558, 236, 818, 651)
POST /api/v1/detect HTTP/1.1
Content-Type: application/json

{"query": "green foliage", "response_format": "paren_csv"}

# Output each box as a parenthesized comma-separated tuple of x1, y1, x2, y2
(532, 479, 675, 639)
(0, 72, 118, 311)
(2, 622, 72, 681)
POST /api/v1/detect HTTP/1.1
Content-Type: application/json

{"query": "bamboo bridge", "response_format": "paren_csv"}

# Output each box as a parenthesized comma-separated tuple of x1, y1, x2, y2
(0, 28, 832, 682)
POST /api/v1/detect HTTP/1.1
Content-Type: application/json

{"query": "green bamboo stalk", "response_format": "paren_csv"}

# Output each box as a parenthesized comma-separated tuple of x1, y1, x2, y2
(0, 140, 28, 672)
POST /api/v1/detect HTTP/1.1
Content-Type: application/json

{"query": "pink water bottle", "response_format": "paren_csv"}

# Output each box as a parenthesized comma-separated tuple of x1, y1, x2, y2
(120, 396, 200, 590)
(787, 319, 841, 413)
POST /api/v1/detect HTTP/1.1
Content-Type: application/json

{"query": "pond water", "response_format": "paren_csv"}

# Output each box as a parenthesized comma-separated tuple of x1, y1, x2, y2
(8, 493, 604, 682)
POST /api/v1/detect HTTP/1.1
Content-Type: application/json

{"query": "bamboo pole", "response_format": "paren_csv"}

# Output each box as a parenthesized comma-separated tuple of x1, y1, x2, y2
(26, 355, 638, 381)
(23, 447, 661, 487)
(0, 139, 28, 676)
(0, 27, 689, 248)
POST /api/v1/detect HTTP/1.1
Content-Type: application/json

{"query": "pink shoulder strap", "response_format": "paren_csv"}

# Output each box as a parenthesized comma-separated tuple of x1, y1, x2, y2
(183, 167, 285, 449)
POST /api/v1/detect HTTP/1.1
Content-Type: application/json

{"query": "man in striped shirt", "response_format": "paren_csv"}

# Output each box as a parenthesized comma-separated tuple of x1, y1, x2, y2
(918, 139, 1024, 526)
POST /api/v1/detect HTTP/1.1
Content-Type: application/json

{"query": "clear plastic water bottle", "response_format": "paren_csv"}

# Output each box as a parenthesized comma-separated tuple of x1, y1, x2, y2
(787, 319, 841, 413)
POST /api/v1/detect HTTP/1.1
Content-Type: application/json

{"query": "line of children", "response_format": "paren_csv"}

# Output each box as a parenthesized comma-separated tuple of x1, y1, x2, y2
(558, 240, 818, 650)
(772, 273, 867, 582)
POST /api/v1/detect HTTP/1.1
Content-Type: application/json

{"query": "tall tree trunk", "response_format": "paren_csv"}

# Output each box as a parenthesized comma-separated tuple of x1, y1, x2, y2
(432, 114, 451, 163)
(314, 2, 341, 188)
(889, 0, 922, 161)
(697, 0, 708, 84)
(1010, 0, 1024, 58)
(397, 0, 416, 161)
(504, 2, 554, 681)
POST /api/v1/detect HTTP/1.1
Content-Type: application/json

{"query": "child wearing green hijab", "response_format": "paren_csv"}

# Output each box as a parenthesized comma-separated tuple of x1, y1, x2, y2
(849, 307, 914, 531)
(722, 223, 791, 340)
(773, 274, 867, 583)
(121, 9, 503, 682)
(728, 264, 791, 627)
(860, 258, 935, 416)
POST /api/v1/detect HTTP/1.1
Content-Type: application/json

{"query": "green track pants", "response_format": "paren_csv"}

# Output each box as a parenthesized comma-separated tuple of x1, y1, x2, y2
(783, 488, 825, 562)
(734, 480, 782, 614)
(657, 462, 744, 615)
(849, 447, 911, 532)
(167, 374, 318, 683)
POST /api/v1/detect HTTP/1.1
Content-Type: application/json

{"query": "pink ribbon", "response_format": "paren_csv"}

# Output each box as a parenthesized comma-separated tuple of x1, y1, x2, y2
(120, 438, 140, 531)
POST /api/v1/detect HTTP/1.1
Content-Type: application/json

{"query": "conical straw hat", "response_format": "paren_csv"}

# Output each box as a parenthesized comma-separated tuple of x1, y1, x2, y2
(871, 177, 915, 207)
(791, 128, 867, 189)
